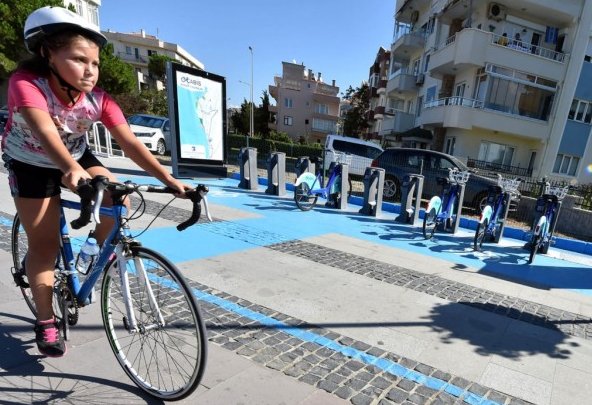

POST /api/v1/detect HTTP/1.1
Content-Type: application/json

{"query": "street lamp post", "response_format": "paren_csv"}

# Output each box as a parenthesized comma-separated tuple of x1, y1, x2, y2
(248, 46, 254, 146)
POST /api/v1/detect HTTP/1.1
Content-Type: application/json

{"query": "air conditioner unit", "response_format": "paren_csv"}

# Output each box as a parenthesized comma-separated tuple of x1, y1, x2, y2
(488, 2, 506, 22)
(416, 74, 425, 85)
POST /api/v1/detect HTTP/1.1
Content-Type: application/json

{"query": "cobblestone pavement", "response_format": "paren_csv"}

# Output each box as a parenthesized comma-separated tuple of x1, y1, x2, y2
(0, 197, 543, 405)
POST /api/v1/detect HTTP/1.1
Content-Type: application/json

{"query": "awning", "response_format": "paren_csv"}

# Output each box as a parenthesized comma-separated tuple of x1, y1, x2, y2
(399, 126, 433, 140)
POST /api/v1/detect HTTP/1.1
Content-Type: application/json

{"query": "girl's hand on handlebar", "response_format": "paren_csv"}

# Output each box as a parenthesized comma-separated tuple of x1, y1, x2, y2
(62, 167, 92, 193)
(165, 178, 192, 198)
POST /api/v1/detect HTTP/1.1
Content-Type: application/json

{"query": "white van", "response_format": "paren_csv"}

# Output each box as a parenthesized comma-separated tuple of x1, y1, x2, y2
(324, 134, 383, 176)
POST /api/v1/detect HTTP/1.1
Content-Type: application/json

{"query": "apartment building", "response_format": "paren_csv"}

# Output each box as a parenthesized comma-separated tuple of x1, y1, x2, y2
(268, 62, 340, 143)
(63, 0, 100, 26)
(367, 47, 391, 140)
(384, 0, 592, 183)
(102, 30, 204, 92)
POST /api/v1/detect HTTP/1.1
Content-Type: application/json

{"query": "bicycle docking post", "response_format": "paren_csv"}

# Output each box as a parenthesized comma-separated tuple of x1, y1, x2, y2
(295, 156, 315, 180)
(326, 162, 349, 210)
(360, 167, 385, 217)
(396, 174, 424, 225)
(238, 147, 258, 190)
(265, 152, 286, 196)
(451, 182, 466, 234)
(495, 192, 513, 243)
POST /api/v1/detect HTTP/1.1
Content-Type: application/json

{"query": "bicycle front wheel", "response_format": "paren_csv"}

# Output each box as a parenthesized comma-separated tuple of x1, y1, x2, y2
(473, 219, 487, 251)
(528, 234, 540, 264)
(101, 246, 207, 400)
(294, 182, 318, 211)
(423, 208, 437, 240)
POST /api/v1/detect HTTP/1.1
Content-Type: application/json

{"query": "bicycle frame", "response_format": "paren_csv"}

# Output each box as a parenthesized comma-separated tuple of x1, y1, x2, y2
(295, 163, 343, 199)
(59, 199, 161, 332)
(426, 181, 459, 224)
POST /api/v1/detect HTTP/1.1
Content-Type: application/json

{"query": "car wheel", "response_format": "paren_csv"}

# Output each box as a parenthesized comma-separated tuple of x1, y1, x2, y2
(156, 139, 166, 156)
(474, 191, 488, 212)
(383, 176, 399, 201)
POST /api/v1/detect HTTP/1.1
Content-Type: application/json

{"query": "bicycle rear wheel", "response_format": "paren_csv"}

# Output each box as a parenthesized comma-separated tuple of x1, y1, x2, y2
(11, 214, 36, 315)
(473, 219, 487, 251)
(422, 208, 437, 240)
(101, 246, 207, 400)
(294, 182, 318, 211)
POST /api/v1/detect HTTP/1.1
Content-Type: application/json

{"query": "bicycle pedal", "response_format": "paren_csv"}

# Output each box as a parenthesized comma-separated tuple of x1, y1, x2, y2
(11, 267, 29, 288)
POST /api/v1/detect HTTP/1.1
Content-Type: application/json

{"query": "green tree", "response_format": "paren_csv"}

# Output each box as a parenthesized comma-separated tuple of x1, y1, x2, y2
(0, 0, 63, 80)
(255, 90, 271, 138)
(96, 43, 136, 95)
(342, 83, 370, 137)
(148, 54, 175, 81)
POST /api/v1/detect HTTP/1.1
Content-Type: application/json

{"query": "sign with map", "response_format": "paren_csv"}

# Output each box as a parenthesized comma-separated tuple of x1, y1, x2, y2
(167, 63, 227, 178)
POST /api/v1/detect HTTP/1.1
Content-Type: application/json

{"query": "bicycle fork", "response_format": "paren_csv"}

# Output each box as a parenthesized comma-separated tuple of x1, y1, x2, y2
(116, 244, 166, 334)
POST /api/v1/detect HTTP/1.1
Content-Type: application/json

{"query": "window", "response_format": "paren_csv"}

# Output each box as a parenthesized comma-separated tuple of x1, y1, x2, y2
(445, 137, 456, 155)
(412, 59, 420, 76)
(87, 4, 99, 25)
(568, 99, 592, 123)
(312, 118, 335, 132)
(423, 54, 430, 72)
(455, 83, 466, 98)
(283, 116, 293, 126)
(76, 0, 83, 16)
(553, 154, 580, 176)
(125, 46, 132, 55)
(315, 103, 329, 114)
(147, 50, 157, 57)
(284, 98, 293, 108)
(478, 141, 515, 166)
(425, 86, 437, 103)
(416, 96, 423, 117)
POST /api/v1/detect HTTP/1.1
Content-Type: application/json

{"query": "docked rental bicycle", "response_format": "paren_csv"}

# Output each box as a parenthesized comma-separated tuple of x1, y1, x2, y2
(423, 168, 470, 239)
(293, 153, 352, 211)
(528, 182, 569, 264)
(10, 176, 211, 400)
(474, 175, 521, 251)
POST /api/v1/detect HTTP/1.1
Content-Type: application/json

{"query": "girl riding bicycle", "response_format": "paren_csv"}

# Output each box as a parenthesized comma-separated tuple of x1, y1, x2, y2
(1, 6, 189, 357)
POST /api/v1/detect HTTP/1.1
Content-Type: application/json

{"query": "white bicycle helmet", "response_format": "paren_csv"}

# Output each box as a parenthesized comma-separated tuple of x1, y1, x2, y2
(24, 6, 107, 54)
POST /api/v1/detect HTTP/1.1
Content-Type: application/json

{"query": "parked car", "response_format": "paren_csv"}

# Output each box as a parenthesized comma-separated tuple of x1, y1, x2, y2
(127, 114, 171, 155)
(371, 148, 519, 209)
(324, 134, 383, 177)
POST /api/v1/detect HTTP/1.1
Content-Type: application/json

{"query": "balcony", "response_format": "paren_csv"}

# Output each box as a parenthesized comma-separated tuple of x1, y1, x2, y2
(117, 52, 148, 64)
(269, 85, 278, 99)
(419, 96, 550, 141)
(374, 106, 386, 119)
(380, 110, 415, 135)
(377, 79, 388, 95)
(391, 31, 426, 62)
(268, 104, 278, 113)
(386, 71, 418, 95)
(429, 28, 567, 81)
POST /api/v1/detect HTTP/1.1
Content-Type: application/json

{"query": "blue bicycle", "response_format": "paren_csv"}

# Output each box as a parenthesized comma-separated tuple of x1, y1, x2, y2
(11, 176, 211, 400)
(423, 168, 470, 239)
(294, 153, 352, 211)
(474, 175, 521, 251)
(528, 183, 568, 264)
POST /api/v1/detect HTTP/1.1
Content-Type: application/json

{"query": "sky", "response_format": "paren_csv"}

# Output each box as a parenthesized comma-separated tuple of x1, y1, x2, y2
(99, 0, 395, 108)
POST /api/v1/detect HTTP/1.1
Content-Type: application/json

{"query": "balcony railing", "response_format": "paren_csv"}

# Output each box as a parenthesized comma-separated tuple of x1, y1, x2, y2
(490, 33, 567, 62)
(424, 96, 484, 109)
(467, 157, 533, 177)
(433, 29, 567, 64)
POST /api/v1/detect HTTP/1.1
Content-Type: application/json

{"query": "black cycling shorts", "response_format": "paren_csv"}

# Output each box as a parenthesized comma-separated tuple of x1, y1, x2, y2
(3, 149, 104, 198)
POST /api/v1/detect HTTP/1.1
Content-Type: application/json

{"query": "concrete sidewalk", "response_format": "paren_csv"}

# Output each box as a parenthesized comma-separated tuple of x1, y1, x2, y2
(1, 155, 592, 405)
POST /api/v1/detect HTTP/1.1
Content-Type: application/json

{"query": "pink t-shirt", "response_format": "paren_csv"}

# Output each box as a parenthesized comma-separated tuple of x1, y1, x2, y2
(1, 70, 126, 168)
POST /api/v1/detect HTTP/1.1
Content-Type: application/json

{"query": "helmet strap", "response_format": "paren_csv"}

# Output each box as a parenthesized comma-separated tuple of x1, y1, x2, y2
(49, 65, 81, 105)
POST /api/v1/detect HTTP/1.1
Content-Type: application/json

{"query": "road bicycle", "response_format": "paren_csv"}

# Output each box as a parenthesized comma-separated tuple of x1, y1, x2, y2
(293, 153, 352, 211)
(10, 176, 211, 400)
(423, 168, 470, 239)
(474, 175, 521, 251)
(528, 182, 569, 264)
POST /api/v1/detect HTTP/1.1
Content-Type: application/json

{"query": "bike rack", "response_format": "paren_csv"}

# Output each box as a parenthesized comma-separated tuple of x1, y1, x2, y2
(528, 182, 566, 253)
(492, 177, 520, 243)
(359, 167, 385, 217)
(265, 152, 286, 196)
(238, 147, 258, 190)
(396, 174, 424, 226)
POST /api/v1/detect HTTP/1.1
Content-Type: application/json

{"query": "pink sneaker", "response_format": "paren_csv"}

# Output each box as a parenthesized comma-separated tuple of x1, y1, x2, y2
(34, 318, 66, 357)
